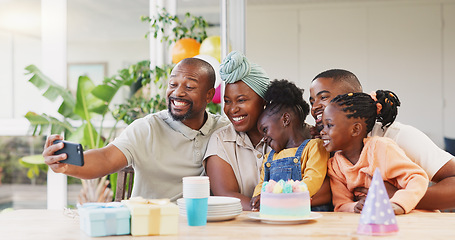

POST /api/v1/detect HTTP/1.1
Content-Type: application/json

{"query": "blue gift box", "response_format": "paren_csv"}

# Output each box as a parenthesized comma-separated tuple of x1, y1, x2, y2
(78, 202, 131, 237)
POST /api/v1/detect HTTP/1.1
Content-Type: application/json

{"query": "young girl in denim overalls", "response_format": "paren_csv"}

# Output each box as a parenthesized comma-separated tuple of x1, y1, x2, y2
(250, 80, 329, 210)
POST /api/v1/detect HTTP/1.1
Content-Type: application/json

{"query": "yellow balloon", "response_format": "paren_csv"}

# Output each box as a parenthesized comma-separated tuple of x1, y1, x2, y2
(199, 36, 221, 63)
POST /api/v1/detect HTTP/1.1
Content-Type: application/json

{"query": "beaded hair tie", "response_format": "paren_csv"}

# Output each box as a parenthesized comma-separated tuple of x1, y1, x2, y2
(369, 91, 382, 115)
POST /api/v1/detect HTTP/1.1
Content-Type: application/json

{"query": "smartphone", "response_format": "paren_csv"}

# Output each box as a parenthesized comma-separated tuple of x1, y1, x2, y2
(53, 140, 85, 166)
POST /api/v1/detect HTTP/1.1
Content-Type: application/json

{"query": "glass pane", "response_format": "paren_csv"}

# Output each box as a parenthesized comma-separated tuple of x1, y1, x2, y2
(0, 0, 42, 120)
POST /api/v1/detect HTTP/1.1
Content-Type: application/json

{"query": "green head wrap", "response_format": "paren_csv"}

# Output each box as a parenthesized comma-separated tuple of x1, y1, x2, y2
(219, 51, 270, 99)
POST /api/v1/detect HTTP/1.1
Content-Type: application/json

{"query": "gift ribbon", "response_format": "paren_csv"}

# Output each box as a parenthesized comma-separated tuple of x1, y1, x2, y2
(126, 197, 170, 205)
(105, 212, 117, 235)
(81, 202, 124, 209)
(80, 202, 124, 235)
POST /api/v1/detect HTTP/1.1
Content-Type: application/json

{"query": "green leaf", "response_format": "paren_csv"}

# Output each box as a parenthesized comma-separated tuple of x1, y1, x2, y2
(42, 86, 62, 101)
(49, 116, 73, 135)
(74, 76, 105, 120)
(33, 166, 40, 176)
(27, 169, 34, 179)
(141, 8, 208, 44)
(19, 155, 47, 180)
(28, 75, 48, 90)
(109, 173, 118, 197)
(92, 85, 116, 102)
(89, 103, 109, 115)
(39, 164, 49, 172)
(85, 123, 104, 149)
(24, 112, 74, 136)
(25, 65, 76, 112)
(20, 154, 45, 165)
(66, 125, 86, 145)
(67, 122, 104, 150)
(58, 100, 80, 120)
(92, 61, 151, 113)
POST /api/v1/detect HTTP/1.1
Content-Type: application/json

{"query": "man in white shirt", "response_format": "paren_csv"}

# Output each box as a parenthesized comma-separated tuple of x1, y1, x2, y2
(309, 69, 455, 210)
(42, 58, 229, 200)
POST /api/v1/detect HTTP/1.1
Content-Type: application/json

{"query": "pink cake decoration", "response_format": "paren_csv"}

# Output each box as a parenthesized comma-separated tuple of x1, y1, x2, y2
(357, 168, 399, 236)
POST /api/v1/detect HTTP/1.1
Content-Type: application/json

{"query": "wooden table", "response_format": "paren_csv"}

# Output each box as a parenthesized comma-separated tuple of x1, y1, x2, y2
(1, 209, 454, 239)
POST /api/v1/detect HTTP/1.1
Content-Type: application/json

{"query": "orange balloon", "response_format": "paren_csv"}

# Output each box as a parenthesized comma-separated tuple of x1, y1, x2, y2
(172, 38, 201, 64)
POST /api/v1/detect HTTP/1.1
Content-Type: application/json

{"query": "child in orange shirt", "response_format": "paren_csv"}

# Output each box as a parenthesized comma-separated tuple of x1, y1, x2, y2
(321, 91, 428, 214)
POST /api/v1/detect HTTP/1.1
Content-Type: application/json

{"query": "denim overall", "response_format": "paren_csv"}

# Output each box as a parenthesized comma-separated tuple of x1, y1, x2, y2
(263, 139, 310, 182)
(263, 139, 334, 212)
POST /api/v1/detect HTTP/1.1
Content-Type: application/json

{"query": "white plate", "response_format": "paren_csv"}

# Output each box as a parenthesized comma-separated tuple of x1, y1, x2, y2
(178, 211, 241, 222)
(207, 196, 240, 206)
(207, 209, 243, 214)
(207, 212, 241, 222)
(208, 204, 242, 210)
(179, 210, 242, 217)
(178, 205, 241, 211)
(177, 196, 241, 206)
(247, 212, 322, 224)
(208, 211, 243, 215)
(178, 206, 242, 212)
(208, 205, 242, 211)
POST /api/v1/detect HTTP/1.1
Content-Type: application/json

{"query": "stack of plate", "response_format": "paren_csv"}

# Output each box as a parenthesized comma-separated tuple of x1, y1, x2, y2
(177, 196, 242, 222)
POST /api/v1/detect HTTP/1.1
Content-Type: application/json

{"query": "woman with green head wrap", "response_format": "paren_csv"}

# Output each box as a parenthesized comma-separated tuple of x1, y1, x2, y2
(203, 51, 271, 210)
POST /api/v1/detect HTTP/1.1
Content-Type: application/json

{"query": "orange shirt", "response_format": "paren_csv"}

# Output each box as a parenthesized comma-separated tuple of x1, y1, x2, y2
(328, 136, 429, 213)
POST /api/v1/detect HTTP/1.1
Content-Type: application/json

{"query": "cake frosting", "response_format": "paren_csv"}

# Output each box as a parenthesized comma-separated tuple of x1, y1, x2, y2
(260, 180, 311, 219)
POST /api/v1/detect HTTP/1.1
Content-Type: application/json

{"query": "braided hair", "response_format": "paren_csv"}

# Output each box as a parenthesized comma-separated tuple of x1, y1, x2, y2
(330, 90, 401, 133)
(263, 79, 310, 122)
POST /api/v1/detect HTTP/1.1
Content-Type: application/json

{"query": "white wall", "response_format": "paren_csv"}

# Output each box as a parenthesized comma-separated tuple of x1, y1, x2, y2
(246, 8, 300, 85)
(0, 31, 14, 119)
(14, 35, 47, 120)
(246, 0, 455, 147)
(68, 40, 150, 108)
(68, 40, 149, 77)
(0, 33, 44, 119)
(444, 3, 455, 139)
(0, 32, 44, 135)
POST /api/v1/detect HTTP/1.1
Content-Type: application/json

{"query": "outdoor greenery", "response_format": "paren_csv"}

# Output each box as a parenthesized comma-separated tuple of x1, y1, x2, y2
(0, 136, 46, 184)
(0, 136, 81, 185)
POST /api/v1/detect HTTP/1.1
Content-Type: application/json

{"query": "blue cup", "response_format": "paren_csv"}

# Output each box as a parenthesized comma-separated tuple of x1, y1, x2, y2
(185, 198, 208, 226)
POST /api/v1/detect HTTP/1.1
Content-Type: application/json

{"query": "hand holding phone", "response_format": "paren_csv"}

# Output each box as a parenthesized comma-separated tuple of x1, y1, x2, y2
(53, 140, 85, 166)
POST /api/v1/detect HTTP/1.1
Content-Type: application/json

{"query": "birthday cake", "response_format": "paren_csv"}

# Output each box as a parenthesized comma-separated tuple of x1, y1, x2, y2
(260, 180, 311, 219)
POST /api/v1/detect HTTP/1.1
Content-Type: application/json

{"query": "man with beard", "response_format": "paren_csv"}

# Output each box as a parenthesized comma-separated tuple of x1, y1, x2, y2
(42, 58, 229, 201)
